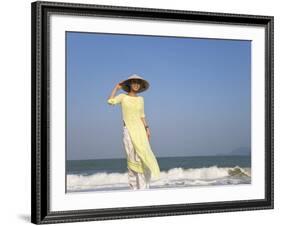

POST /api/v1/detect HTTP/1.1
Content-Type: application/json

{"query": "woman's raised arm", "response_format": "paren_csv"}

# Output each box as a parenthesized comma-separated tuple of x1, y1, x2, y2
(107, 81, 125, 105)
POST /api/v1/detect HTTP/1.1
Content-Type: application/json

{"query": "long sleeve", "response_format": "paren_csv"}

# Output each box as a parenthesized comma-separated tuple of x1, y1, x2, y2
(140, 97, 146, 118)
(107, 93, 124, 105)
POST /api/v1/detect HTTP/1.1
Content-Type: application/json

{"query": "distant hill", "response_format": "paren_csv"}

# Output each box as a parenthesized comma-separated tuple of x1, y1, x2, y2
(229, 147, 251, 156)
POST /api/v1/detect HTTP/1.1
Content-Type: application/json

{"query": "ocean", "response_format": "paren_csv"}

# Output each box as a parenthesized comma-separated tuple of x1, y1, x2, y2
(66, 155, 251, 192)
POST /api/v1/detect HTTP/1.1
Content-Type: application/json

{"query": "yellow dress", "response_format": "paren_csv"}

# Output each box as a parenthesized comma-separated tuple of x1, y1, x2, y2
(107, 93, 161, 180)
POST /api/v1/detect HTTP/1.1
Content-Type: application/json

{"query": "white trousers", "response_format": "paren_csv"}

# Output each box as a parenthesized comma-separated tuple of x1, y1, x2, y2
(123, 126, 151, 190)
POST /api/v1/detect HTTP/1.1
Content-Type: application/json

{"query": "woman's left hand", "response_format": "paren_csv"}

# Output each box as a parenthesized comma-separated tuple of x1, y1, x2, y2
(146, 128, 151, 140)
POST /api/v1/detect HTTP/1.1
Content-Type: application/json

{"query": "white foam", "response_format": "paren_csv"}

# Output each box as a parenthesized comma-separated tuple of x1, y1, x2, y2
(67, 166, 251, 192)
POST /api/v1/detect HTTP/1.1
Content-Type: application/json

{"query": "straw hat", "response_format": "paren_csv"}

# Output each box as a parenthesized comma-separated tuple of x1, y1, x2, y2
(121, 74, 150, 93)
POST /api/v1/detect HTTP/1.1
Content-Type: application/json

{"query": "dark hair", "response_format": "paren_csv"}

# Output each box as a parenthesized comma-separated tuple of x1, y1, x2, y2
(125, 81, 131, 92)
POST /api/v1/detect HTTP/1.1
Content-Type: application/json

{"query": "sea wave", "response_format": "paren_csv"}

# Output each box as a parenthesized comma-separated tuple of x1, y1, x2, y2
(67, 165, 251, 192)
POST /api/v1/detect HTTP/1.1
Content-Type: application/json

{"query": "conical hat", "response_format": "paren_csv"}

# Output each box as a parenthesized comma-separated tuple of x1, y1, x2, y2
(121, 74, 150, 93)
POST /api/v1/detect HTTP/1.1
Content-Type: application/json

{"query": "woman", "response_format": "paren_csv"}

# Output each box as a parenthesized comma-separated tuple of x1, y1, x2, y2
(107, 74, 161, 190)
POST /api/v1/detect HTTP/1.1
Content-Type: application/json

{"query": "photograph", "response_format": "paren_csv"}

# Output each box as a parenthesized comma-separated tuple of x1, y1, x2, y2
(31, 1, 273, 224)
(66, 32, 251, 193)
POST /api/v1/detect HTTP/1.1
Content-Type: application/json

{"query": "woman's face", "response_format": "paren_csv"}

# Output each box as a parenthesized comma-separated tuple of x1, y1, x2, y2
(130, 79, 141, 92)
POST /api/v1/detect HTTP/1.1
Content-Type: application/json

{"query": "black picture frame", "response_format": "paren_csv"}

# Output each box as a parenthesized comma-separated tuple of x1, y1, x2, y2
(31, 0, 274, 224)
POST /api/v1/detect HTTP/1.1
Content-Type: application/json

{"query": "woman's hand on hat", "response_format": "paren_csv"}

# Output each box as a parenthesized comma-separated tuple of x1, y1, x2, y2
(116, 80, 125, 90)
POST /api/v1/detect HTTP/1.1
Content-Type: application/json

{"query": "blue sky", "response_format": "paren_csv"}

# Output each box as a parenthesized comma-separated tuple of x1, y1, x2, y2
(66, 32, 251, 160)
